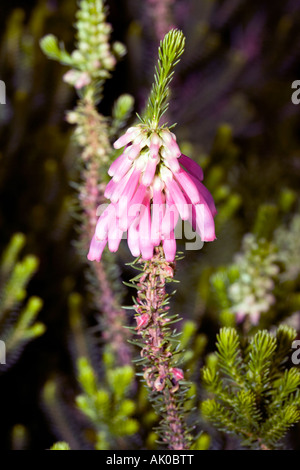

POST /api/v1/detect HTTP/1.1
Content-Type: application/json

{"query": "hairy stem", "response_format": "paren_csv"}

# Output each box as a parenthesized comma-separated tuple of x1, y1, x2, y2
(133, 247, 191, 449)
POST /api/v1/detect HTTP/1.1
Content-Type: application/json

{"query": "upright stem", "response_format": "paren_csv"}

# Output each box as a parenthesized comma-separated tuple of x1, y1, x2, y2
(133, 247, 191, 450)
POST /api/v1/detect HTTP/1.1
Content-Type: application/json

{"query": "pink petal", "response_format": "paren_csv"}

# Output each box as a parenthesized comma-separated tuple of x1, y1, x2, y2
(150, 133, 161, 159)
(165, 179, 189, 221)
(95, 204, 116, 240)
(110, 168, 134, 204)
(142, 157, 158, 186)
(163, 153, 181, 173)
(178, 154, 204, 181)
(119, 168, 141, 213)
(194, 203, 216, 241)
(151, 186, 165, 246)
(139, 194, 153, 260)
(112, 155, 133, 183)
(124, 143, 141, 161)
(119, 184, 147, 231)
(189, 173, 217, 217)
(161, 193, 179, 238)
(87, 235, 107, 262)
(161, 131, 181, 157)
(163, 231, 176, 262)
(108, 222, 123, 252)
(113, 127, 140, 149)
(104, 178, 117, 199)
(128, 216, 141, 257)
(108, 152, 124, 177)
(174, 167, 201, 205)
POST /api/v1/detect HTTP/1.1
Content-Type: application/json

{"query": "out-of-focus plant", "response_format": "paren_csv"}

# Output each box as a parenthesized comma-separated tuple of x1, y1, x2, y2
(0, 233, 45, 370)
(275, 213, 300, 282)
(201, 326, 300, 449)
(43, 292, 138, 450)
(76, 357, 138, 449)
(210, 205, 300, 331)
(211, 233, 280, 328)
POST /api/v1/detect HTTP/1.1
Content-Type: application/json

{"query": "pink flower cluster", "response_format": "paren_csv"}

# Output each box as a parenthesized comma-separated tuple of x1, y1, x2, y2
(88, 126, 216, 263)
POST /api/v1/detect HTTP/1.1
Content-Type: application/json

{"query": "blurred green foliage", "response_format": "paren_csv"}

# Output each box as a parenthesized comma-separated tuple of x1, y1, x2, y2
(0, 233, 44, 370)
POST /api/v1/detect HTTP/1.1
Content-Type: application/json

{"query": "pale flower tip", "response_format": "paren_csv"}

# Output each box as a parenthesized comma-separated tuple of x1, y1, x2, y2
(87, 236, 107, 262)
(140, 242, 154, 260)
(108, 241, 121, 253)
(165, 252, 176, 262)
(87, 251, 102, 263)
(203, 233, 217, 242)
(141, 251, 154, 261)
(130, 247, 141, 257)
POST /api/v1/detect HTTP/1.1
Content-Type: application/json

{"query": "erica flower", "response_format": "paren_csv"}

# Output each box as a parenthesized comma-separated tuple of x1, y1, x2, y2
(88, 125, 216, 263)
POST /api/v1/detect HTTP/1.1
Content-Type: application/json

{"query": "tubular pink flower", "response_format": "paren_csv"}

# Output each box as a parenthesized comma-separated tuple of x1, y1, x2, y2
(110, 167, 134, 204)
(88, 235, 108, 261)
(151, 179, 165, 245)
(88, 126, 216, 263)
(113, 127, 140, 149)
(161, 195, 179, 238)
(108, 152, 126, 177)
(189, 173, 217, 217)
(108, 223, 123, 253)
(119, 184, 147, 232)
(162, 150, 181, 173)
(128, 216, 141, 257)
(149, 133, 161, 159)
(161, 130, 181, 157)
(189, 202, 216, 242)
(142, 157, 158, 186)
(104, 178, 117, 199)
(174, 167, 201, 205)
(119, 168, 141, 213)
(139, 193, 154, 260)
(111, 155, 133, 183)
(163, 230, 176, 262)
(125, 143, 142, 161)
(95, 204, 116, 240)
(165, 178, 189, 221)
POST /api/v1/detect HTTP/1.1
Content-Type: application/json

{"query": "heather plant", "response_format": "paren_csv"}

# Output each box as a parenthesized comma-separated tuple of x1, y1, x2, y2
(0, 0, 300, 452)
(39, 0, 300, 451)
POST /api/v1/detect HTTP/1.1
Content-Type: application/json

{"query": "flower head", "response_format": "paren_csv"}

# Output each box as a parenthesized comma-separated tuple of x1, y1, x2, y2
(88, 125, 216, 263)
